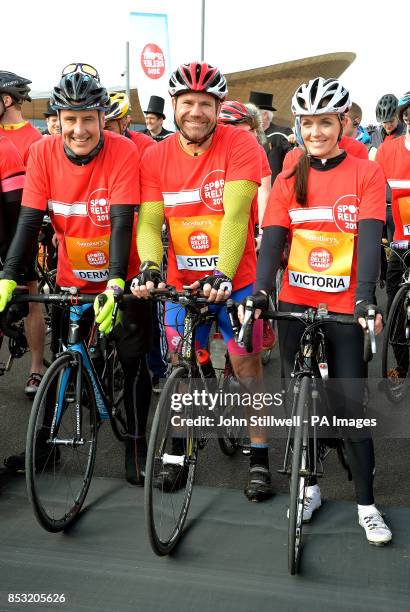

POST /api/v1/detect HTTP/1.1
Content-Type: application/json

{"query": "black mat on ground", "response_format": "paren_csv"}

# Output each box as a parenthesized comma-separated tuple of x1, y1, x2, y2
(1, 477, 409, 612)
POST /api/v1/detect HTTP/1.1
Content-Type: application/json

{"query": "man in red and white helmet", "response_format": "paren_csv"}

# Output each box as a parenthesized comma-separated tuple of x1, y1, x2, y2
(132, 61, 274, 502)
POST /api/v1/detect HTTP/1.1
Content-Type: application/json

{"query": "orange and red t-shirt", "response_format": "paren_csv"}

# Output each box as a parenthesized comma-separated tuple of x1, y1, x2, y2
(140, 124, 262, 290)
(22, 130, 141, 293)
(0, 136, 25, 190)
(0, 122, 42, 166)
(250, 144, 271, 228)
(262, 154, 386, 314)
(282, 135, 368, 173)
(376, 136, 410, 240)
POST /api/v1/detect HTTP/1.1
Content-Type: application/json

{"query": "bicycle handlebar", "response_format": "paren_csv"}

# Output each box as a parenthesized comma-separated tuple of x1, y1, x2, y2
(234, 298, 376, 363)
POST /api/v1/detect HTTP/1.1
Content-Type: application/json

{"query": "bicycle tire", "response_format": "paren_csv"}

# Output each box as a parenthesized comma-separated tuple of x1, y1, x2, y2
(381, 284, 410, 403)
(217, 374, 242, 456)
(288, 375, 310, 575)
(107, 345, 127, 443)
(145, 365, 198, 555)
(25, 352, 98, 532)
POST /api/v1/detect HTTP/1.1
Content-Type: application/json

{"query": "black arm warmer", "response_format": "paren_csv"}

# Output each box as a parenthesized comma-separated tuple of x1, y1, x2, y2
(109, 205, 135, 280)
(355, 219, 384, 302)
(2, 206, 44, 280)
(255, 225, 288, 292)
(2, 187, 23, 256)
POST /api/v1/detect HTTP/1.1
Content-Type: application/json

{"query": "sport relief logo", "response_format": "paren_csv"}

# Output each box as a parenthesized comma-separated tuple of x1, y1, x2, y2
(189, 231, 211, 252)
(87, 189, 110, 228)
(141, 43, 165, 79)
(308, 247, 333, 272)
(86, 250, 107, 268)
(200, 170, 225, 212)
(333, 194, 360, 233)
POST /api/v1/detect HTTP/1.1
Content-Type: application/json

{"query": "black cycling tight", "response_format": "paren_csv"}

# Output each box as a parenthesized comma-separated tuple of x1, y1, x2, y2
(278, 301, 375, 505)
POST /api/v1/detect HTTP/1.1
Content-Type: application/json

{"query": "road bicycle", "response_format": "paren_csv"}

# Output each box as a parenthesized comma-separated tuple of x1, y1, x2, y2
(238, 300, 375, 575)
(144, 287, 244, 555)
(6, 289, 127, 532)
(0, 286, 52, 378)
(381, 240, 410, 403)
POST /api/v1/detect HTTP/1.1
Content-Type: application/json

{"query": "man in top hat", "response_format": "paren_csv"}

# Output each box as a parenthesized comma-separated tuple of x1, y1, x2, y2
(249, 90, 292, 183)
(43, 101, 60, 135)
(143, 95, 173, 142)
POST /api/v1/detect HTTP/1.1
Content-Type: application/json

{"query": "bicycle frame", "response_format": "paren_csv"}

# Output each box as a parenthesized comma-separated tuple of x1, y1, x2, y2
(52, 303, 112, 437)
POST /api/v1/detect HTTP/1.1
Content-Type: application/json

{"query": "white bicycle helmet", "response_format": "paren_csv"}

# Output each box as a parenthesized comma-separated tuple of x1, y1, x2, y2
(291, 77, 351, 116)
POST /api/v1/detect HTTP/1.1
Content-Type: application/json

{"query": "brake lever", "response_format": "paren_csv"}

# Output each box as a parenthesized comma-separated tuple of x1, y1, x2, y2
(237, 298, 254, 346)
(366, 308, 377, 355)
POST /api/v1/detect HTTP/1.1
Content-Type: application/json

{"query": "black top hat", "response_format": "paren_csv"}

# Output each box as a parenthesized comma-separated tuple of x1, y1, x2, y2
(43, 101, 57, 117)
(144, 95, 166, 119)
(248, 91, 276, 111)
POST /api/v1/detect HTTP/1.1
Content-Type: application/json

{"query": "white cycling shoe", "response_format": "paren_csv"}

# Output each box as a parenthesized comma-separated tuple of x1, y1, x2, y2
(302, 485, 322, 522)
(287, 484, 322, 522)
(358, 508, 392, 546)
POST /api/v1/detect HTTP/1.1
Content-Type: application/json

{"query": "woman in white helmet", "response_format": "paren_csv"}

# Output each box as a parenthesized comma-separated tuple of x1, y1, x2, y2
(242, 77, 392, 545)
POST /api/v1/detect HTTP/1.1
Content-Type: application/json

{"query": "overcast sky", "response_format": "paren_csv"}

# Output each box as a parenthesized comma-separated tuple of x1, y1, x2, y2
(1, 0, 406, 124)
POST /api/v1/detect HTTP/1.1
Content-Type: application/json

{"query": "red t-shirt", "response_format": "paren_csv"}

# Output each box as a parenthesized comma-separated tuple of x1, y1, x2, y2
(127, 130, 155, 156)
(0, 136, 25, 190)
(22, 131, 141, 292)
(283, 135, 368, 173)
(250, 144, 271, 227)
(262, 154, 386, 314)
(140, 124, 261, 290)
(0, 122, 42, 166)
(376, 136, 410, 240)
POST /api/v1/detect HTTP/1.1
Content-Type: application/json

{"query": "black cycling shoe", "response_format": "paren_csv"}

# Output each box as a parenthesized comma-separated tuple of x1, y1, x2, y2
(4, 446, 61, 473)
(244, 465, 274, 502)
(154, 463, 189, 493)
(125, 437, 147, 486)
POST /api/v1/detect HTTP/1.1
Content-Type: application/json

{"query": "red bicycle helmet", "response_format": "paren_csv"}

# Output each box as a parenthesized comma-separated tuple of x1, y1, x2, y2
(168, 62, 227, 99)
(218, 100, 251, 124)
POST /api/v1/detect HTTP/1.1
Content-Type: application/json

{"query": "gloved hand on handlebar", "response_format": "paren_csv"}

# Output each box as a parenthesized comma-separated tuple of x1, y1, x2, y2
(237, 290, 269, 324)
(130, 261, 165, 299)
(189, 271, 232, 303)
(354, 300, 383, 335)
(0, 279, 17, 313)
(93, 278, 124, 334)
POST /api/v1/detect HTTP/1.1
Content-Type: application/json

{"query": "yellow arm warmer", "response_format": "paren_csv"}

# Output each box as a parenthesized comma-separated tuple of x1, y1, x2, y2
(217, 179, 258, 279)
(136, 201, 165, 267)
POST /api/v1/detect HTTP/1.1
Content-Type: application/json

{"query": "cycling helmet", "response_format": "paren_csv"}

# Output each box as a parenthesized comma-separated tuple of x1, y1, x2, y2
(375, 94, 398, 123)
(105, 92, 130, 121)
(168, 62, 227, 100)
(218, 100, 251, 124)
(291, 77, 351, 116)
(51, 71, 109, 112)
(397, 92, 410, 121)
(0, 71, 32, 103)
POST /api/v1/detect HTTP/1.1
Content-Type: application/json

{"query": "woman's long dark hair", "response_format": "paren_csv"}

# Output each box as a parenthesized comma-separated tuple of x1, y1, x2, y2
(286, 152, 310, 207)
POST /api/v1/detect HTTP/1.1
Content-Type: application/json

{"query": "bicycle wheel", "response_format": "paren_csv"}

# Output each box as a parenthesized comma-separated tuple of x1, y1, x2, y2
(25, 352, 98, 532)
(382, 284, 410, 403)
(145, 365, 198, 555)
(106, 344, 127, 442)
(217, 373, 243, 456)
(288, 375, 310, 575)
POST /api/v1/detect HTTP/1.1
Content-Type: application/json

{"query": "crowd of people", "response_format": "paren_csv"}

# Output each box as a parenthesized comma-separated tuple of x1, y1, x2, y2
(0, 61, 409, 548)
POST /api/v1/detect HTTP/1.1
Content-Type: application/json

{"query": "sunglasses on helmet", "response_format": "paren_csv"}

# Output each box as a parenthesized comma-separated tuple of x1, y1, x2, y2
(61, 63, 100, 81)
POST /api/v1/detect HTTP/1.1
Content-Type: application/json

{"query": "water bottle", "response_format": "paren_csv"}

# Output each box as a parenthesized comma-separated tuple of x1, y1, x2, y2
(196, 348, 216, 379)
(209, 330, 226, 371)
